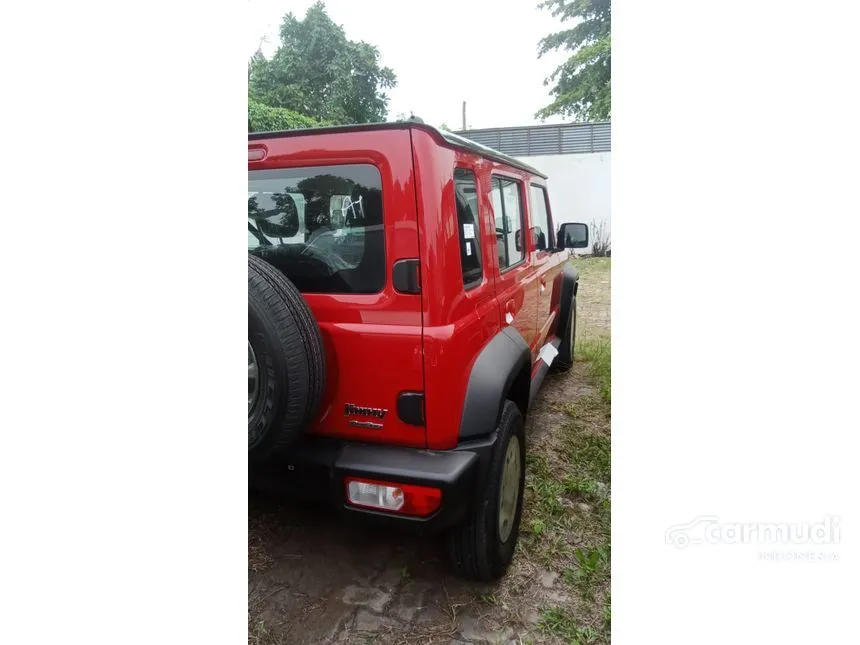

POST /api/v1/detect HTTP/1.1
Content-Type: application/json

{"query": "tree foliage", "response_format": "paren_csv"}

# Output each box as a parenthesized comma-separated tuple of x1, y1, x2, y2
(248, 1, 396, 125)
(536, 0, 610, 122)
(248, 98, 322, 133)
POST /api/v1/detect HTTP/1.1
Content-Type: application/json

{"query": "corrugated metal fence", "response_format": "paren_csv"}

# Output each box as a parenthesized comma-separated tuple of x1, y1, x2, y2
(453, 122, 610, 156)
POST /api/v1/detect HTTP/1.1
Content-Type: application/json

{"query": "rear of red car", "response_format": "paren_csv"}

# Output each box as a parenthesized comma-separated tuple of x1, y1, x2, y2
(248, 126, 427, 447)
(248, 125, 491, 529)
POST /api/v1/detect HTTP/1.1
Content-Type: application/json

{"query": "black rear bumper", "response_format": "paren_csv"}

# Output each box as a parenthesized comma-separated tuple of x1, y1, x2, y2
(249, 432, 498, 532)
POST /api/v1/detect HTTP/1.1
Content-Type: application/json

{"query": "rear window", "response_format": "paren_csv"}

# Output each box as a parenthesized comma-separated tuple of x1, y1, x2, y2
(248, 164, 384, 294)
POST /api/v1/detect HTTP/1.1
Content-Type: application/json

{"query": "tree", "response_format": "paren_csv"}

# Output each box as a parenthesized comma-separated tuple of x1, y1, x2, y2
(248, 99, 322, 133)
(248, 1, 396, 125)
(536, 0, 610, 122)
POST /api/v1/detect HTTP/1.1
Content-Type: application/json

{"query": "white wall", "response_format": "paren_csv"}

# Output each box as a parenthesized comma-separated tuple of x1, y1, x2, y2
(517, 152, 611, 254)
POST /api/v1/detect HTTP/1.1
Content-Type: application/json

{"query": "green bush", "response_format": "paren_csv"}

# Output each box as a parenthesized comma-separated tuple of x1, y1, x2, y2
(248, 99, 322, 133)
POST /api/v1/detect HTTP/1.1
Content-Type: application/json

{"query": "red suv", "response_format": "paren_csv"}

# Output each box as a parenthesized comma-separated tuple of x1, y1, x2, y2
(248, 121, 589, 581)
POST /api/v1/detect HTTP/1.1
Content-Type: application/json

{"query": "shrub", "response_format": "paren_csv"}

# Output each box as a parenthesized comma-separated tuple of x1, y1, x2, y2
(590, 219, 611, 257)
(248, 99, 322, 133)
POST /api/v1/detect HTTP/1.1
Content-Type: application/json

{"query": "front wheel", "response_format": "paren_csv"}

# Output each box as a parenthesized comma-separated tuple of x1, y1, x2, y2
(552, 296, 577, 372)
(446, 400, 526, 581)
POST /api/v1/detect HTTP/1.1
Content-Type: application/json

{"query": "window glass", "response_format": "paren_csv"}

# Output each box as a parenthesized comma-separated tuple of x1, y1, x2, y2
(454, 168, 482, 288)
(492, 177, 525, 270)
(529, 184, 553, 251)
(248, 164, 384, 293)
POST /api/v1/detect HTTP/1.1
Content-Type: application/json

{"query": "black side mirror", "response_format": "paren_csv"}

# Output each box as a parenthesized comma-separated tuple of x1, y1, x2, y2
(557, 222, 589, 249)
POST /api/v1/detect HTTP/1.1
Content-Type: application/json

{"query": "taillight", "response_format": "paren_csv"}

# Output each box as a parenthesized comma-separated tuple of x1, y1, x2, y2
(344, 477, 442, 517)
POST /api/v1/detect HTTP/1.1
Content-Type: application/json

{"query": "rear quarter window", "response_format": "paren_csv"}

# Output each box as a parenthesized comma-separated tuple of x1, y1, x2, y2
(453, 168, 483, 289)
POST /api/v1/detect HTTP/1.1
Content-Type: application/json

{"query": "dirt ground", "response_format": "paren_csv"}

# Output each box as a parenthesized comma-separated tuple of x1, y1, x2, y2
(249, 257, 611, 645)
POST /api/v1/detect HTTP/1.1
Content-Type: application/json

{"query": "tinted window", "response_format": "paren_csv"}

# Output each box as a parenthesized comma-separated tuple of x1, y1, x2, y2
(248, 164, 384, 294)
(529, 184, 553, 251)
(492, 177, 525, 270)
(454, 168, 482, 288)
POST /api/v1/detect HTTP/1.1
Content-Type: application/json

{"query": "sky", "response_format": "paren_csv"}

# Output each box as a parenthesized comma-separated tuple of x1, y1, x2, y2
(248, 0, 571, 130)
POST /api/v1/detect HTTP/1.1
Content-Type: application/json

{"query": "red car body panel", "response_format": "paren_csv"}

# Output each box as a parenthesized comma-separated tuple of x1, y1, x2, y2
(248, 124, 569, 451)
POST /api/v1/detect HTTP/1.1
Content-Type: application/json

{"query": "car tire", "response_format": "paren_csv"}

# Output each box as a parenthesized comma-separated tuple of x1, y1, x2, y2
(446, 400, 526, 581)
(552, 296, 576, 372)
(248, 253, 326, 459)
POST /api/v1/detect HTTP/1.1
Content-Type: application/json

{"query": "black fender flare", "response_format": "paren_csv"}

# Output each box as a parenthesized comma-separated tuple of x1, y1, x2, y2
(458, 327, 530, 440)
(556, 264, 580, 337)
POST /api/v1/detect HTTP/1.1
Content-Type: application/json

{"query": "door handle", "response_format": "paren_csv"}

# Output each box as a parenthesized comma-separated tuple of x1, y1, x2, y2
(504, 299, 515, 325)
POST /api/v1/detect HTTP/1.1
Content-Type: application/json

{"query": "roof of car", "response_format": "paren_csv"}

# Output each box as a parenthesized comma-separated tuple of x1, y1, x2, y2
(248, 121, 548, 179)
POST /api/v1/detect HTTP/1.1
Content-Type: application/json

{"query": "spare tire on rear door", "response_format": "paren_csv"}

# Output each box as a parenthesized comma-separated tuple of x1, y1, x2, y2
(248, 253, 326, 459)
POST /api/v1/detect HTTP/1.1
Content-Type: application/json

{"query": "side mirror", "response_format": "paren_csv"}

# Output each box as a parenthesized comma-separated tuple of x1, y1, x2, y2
(557, 222, 589, 249)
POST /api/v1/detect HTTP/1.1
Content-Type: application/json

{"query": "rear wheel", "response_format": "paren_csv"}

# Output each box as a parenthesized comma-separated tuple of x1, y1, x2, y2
(447, 400, 526, 581)
(248, 254, 326, 459)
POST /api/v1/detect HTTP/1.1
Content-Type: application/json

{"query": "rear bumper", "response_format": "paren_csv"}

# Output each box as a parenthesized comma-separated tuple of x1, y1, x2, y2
(249, 432, 498, 532)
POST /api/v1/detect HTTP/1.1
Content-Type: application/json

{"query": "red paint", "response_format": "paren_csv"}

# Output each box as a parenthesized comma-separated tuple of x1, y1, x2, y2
(249, 125, 570, 451)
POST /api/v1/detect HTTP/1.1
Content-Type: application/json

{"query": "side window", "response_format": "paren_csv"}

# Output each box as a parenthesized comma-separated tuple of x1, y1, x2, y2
(492, 177, 526, 270)
(454, 168, 483, 288)
(529, 184, 554, 252)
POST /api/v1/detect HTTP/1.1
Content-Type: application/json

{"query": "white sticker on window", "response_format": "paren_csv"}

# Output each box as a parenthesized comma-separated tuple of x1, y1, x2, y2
(463, 223, 475, 239)
(465, 243, 472, 256)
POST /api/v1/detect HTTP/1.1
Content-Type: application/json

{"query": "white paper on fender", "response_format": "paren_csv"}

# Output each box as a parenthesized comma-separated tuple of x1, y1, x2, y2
(538, 343, 559, 366)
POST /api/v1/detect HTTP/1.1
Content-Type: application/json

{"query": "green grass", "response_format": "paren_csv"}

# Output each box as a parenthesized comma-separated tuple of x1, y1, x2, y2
(521, 325, 611, 643)
(538, 607, 599, 644)
(562, 545, 611, 600)
(528, 517, 547, 537)
(570, 256, 611, 280)
(565, 434, 610, 483)
(575, 337, 611, 404)
(603, 593, 611, 634)
(476, 592, 498, 606)
(523, 430, 610, 606)
(562, 474, 600, 502)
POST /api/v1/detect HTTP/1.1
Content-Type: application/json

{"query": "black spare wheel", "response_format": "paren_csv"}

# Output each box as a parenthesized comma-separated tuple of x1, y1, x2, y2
(248, 253, 326, 459)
